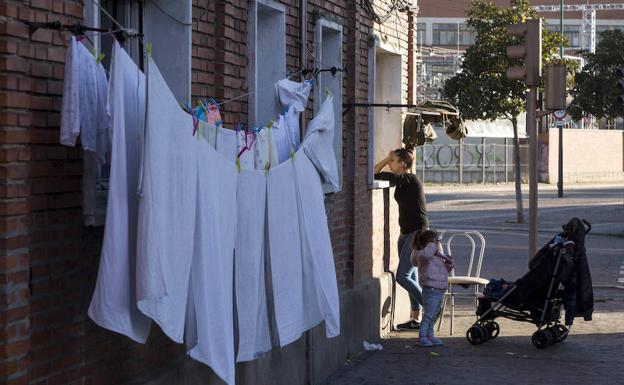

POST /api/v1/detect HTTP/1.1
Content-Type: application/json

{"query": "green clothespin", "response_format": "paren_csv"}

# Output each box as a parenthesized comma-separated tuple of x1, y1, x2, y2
(290, 148, 295, 162)
(325, 87, 333, 97)
(146, 42, 153, 57)
(264, 162, 270, 175)
(92, 48, 105, 64)
(267, 119, 275, 129)
(235, 158, 241, 173)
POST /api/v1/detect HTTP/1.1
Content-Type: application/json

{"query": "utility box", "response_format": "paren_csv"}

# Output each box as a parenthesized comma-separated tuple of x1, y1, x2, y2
(545, 63, 567, 110)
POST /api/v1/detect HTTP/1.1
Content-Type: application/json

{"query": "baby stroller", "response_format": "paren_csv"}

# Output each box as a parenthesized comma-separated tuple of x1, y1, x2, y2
(466, 218, 593, 349)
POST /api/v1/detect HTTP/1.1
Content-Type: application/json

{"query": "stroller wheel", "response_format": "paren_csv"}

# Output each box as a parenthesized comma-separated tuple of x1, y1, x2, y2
(484, 321, 500, 339)
(466, 325, 487, 345)
(545, 328, 557, 345)
(532, 330, 552, 349)
(553, 324, 569, 342)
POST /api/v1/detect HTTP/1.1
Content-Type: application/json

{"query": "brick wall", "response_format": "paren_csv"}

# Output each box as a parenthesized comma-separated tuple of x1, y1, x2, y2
(1, 0, 415, 384)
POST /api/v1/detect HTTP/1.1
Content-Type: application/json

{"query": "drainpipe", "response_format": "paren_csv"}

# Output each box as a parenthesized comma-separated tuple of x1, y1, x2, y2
(300, 3, 310, 383)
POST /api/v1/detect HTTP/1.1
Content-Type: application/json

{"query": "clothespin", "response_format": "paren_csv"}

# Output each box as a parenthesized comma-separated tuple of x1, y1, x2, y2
(290, 149, 295, 162)
(325, 87, 333, 97)
(264, 162, 270, 175)
(267, 119, 275, 129)
(146, 42, 152, 57)
(92, 48, 105, 64)
(235, 158, 241, 173)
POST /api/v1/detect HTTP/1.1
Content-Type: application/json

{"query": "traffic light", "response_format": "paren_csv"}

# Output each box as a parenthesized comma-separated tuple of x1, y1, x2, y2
(616, 67, 624, 104)
(506, 19, 542, 86)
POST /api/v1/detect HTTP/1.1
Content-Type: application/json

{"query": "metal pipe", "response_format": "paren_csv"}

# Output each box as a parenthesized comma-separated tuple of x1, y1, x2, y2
(528, 86, 538, 259)
(558, 0, 564, 198)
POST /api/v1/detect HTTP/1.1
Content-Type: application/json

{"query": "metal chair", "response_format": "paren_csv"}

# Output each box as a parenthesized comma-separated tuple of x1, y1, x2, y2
(436, 230, 489, 335)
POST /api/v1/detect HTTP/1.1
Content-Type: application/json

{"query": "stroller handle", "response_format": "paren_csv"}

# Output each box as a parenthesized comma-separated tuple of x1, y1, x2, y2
(582, 219, 591, 234)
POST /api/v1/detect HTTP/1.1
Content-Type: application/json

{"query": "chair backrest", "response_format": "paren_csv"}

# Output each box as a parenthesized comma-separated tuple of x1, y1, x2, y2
(438, 230, 486, 278)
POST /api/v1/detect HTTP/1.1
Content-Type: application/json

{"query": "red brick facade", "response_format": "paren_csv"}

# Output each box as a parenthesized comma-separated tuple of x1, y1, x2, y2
(1, 1, 414, 384)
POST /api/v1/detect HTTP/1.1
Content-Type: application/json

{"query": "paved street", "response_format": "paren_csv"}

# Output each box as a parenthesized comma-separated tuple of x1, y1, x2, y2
(326, 184, 624, 385)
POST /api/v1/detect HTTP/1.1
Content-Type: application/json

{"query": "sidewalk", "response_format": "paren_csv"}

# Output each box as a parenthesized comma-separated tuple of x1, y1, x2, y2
(326, 287, 624, 385)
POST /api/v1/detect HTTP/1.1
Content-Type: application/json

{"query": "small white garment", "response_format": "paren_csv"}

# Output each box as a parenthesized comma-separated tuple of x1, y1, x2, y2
(188, 138, 237, 385)
(216, 127, 238, 163)
(234, 170, 271, 362)
(274, 78, 313, 112)
(267, 159, 305, 347)
(302, 95, 340, 191)
(236, 130, 256, 170)
(60, 36, 110, 162)
(136, 56, 198, 344)
(88, 41, 152, 343)
(254, 127, 274, 170)
(271, 114, 293, 164)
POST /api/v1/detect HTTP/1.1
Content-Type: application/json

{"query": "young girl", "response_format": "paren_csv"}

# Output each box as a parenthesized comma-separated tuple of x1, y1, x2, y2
(411, 230, 453, 347)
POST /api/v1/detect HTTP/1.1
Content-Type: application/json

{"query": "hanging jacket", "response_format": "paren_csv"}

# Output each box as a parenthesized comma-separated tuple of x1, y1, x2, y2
(562, 218, 594, 325)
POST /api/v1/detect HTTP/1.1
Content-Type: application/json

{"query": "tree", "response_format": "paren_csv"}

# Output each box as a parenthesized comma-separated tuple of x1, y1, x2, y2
(568, 29, 624, 127)
(442, 0, 566, 223)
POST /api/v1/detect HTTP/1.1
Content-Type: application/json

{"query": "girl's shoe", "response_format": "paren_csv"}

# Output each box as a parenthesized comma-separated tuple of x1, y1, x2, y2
(428, 336, 443, 346)
(418, 337, 433, 347)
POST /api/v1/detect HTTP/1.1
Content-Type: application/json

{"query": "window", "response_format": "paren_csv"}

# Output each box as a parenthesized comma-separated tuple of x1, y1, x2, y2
(248, 0, 286, 127)
(416, 22, 426, 46)
(83, 0, 191, 226)
(368, 38, 403, 188)
(432, 23, 475, 47)
(314, 18, 343, 193)
(143, 0, 192, 101)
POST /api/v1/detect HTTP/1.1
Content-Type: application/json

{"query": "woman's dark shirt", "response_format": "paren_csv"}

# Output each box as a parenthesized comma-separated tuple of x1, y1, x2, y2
(374, 172, 428, 234)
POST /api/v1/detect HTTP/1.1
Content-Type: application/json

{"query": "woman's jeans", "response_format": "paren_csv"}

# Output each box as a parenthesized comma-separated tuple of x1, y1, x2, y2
(397, 231, 423, 312)
(419, 286, 445, 338)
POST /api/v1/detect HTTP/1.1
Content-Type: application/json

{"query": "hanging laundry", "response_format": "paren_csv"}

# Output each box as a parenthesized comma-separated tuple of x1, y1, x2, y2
(274, 79, 312, 154)
(140, 57, 238, 385)
(236, 129, 256, 171)
(274, 78, 313, 113)
(283, 105, 301, 152)
(188, 138, 237, 385)
(234, 170, 271, 362)
(253, 126, 274, 170)
(293, 151, 340, 338)
(267, 158, 305, 347)
(195, 120, 218, 147)
(60, 36, 110, 163)
(135, 56, 199, 345)
(271, 114, 294, 164)
(302, 95, 340, 191)
(87, 41, 152, 343)
(216, 126, 238, 163)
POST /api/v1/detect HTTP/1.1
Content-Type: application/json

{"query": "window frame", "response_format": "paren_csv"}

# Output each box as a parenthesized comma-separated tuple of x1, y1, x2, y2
(248, 0, 286, 128)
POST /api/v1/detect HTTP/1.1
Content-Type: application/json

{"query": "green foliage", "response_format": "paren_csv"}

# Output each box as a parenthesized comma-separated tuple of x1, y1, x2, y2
(442, 0, 567, 122)
(568, 29, 624, 121)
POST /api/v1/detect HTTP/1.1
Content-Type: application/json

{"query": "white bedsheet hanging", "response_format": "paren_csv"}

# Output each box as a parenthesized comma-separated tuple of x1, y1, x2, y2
(87, 41, 151, 343)
(135, 56, 199, 344)
(188, 138, 238, 385)
(234, 170, 271, 362)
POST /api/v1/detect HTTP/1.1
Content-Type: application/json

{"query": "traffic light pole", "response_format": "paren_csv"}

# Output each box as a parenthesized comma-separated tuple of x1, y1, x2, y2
(527, 86, 538, 259)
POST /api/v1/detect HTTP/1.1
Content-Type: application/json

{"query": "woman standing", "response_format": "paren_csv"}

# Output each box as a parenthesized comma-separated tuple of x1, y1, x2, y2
(374, 148, 429, 330)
